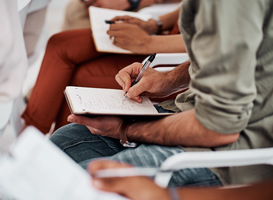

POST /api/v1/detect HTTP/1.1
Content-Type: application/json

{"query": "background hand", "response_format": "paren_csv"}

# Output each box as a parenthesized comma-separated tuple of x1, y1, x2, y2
(110, 16, 158, 34)
(67, 114, 123, 139)
(89, 160, 170, 200)
(107, 23, 152, 54)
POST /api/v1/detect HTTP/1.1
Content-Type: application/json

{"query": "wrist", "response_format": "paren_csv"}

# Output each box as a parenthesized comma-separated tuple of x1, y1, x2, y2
(154, 0, 164, 3)
(120, 120, 137, 148)
(152, 17, 163, 34)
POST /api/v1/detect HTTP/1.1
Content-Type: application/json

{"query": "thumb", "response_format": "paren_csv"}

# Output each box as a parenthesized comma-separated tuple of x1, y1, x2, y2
(67, 114, 76, 123)
(67, 114, 93, 126)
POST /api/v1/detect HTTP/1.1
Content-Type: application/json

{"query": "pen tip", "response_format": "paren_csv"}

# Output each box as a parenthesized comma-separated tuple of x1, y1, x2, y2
(123, 94, 127, 103)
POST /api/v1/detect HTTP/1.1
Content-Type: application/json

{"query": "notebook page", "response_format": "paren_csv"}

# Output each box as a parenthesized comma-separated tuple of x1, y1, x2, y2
(89, 6, 152, 54)
(0, 127, 127, 200)
(66, 86, 158, 115)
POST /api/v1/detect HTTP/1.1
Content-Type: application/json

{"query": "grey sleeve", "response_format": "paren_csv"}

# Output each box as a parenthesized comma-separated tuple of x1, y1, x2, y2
(189, 0, 265, 133)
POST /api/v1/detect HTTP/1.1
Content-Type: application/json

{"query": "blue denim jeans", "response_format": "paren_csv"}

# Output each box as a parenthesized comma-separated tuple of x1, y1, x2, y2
(50, 123, 222, 187)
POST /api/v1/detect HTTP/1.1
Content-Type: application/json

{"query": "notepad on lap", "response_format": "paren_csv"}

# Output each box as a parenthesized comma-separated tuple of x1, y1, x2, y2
(89, 6, 152, 54)
(64, 86, 172, 117)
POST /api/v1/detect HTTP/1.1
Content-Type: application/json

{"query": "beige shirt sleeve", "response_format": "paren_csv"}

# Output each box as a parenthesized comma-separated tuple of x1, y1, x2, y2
(180, 0, 266, 133)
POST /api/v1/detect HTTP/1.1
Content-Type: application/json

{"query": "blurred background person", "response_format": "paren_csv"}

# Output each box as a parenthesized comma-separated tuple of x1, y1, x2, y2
(63, 0, 181, 30)
(21, 7, 186, 134)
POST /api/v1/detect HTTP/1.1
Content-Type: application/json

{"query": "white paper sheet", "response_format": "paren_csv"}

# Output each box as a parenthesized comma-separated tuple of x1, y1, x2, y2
(0, 127, 127, 200)
(66, 86, 159, 115)
(89, 6, 152, 54)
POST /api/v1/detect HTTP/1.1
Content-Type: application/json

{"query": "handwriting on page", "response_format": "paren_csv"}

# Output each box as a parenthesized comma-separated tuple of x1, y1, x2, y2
(69, 87, 158, 115)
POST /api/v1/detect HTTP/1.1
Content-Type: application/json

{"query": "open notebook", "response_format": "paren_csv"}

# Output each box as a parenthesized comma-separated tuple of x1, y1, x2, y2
(64, 86, 173, 117)
(89, 6, 152, 54)
(0, 127, 127, 200)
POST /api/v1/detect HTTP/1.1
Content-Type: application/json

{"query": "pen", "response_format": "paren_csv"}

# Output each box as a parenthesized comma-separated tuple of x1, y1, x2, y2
(105, 20, 115, 24)
(92, 167, 171, 178)
(123, 53, 157, 101)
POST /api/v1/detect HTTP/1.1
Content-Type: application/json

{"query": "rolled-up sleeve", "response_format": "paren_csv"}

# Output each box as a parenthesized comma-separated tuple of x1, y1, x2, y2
(188, 0, 265, 133)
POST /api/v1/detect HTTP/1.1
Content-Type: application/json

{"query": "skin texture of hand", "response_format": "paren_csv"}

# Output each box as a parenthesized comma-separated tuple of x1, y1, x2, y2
(107, 23, 152, 54)
(115, 61, 191, 103)
(89, 160, 171, 200)
(67, 114, 123, 139)
(110, 16, 158, 34)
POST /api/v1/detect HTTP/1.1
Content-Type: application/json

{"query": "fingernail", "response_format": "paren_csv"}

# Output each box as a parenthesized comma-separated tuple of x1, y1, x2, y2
(67, 115, 75, 123)
(93, 180, 103, 189)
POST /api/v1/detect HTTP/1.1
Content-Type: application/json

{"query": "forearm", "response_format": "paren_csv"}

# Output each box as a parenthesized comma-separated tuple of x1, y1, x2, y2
(146, 34, 185, 53)
(164, 61, 191, 91)
(139, 0, 157, 8)
(127, 109, 239, 147)
(146, 8, 180, 34)
(158, 8, 180, 31)
(139, 0, 181, 9)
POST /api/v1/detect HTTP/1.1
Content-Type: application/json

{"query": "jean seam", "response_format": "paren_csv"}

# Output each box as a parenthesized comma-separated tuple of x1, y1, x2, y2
(62, 139, 103, 151)
(62, 138, 122, 152)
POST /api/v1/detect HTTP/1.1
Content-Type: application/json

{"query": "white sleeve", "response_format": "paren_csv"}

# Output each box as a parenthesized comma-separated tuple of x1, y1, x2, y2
(0, 0, 28, 102)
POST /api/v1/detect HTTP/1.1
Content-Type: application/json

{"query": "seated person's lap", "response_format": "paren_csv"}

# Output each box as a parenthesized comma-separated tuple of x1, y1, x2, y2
(50, 122, 222, 187)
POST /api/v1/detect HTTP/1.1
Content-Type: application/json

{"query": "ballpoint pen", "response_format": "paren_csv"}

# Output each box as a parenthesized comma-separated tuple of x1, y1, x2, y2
(123, 53, 156, 101)
(105, 20, 115, 24)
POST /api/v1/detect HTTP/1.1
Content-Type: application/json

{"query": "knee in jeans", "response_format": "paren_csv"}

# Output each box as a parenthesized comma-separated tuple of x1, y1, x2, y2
(50, 123, 90, 148)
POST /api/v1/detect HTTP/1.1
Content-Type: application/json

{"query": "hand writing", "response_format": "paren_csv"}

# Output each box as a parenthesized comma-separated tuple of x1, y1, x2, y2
(115, 62, 178, 102)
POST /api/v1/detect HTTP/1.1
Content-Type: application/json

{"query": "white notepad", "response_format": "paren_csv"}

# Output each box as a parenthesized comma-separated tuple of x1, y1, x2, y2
(0, 127, 127, 200)
(89, 6, 152, 54)
(64, 86, 172, 117)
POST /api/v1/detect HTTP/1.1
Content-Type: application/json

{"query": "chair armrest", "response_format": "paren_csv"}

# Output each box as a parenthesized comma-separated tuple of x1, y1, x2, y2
(142, 53, 189, 72)
(143, 53, 189, 67)
(155, 148, 273, 187)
